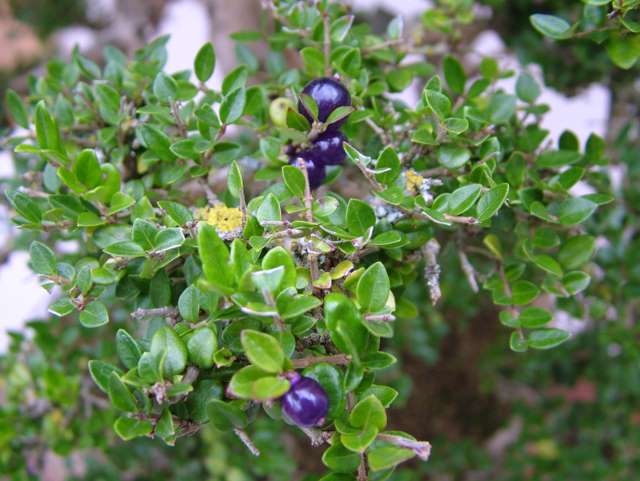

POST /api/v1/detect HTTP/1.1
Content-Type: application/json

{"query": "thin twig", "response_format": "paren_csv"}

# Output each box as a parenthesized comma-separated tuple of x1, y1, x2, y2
(322, 11, 331, 76)
(423, 239, 441, 305)
(234, 428, 261, 456)
(131, 306, 180, 324)
(297, 158, 320, 282)
(291, 354, 351, 369)
(357, 453, 368, 481)
(458, 250, 479, 293)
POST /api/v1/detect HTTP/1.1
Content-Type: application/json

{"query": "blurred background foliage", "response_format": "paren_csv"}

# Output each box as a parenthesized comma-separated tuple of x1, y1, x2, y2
(1, 0, 639, 480)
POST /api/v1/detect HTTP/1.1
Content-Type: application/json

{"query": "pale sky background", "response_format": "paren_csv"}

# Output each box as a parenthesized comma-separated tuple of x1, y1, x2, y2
(0, 0, 611, 351)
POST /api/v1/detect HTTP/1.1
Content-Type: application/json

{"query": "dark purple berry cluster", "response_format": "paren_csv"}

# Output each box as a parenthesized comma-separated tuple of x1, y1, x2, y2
(280, 372, 329, 427)
(289, 77, 351, 189)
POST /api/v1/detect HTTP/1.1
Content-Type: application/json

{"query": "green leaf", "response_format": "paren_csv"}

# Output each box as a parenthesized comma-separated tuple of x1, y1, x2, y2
(10, 191, 42, 223)
(241, 329, 285, 374)
(206, 399, 248, 431)
(532, 254, 563, 277)
(331, 15, 354, 42)
(477, 183, 509, 221)
(509, 332, 528, 352)
(262, 246, 297, 290)
(88, 360, 122, 393)
(350, 394, 386, 430)
(487, 92, 517, 124)
(116, 329, 142, 369)
(443, 55, 466, 94)
(511, 280, 540, 305)
(341, 424, 379, 453)
(282, 165, 306, 198)
(5, 89, 29, 128)
(140, 125, 175, 161)
(220, 87, 246, 124)
(178, 285, 200, 323)
(556, 197, 597, 226)
(228, 160, 244, 199)
(530, 14, 572, 39)
(256, 193, 282, 225)
(357, 262, 390, 313)
(607, 34, 640, 69)
(558, 235, 595, 269)
(516, 72, 541, 103)
(227, 365, 290, 400)
(94, 84, 121, 125)
(108, 192, 135, 215)
(114, 417, 152, 441)
(368, 445, 415, 472)
(346, 199, 376, 236)
(187, 327, 217, 369)
(300, 47, 324, 76)
(159, 201, 193, 225)
(154, 228, 185, 253)
(194, 42, 216, 83)
(34, 101, 63, 154)
(563, 271, 591, 295)
(324, 293, 369, 361)
(519, 307, 552, 328)
(198, 223, 234, 294)
(528, 328, 570, 349)
(156, 408, 176, 445)
(370, 231, 406, 248)
(153, 72, 178, 101)
(536, 150, 581, 168)
(277, 294, 321, 319)
(150, 326, 188, 377)
(424, 89, 451, 119)
(104, 241, 146, 258)
(323, 443, 361, 474)
(79, 301, 109, 328)
(326, 106, 354, 126)
(108, 372, 137, 412)
(30, 241, 56, 275)
(375, 146, 401, 185)
(447, 184, 482, 216)
(132, 219, 159, 250)
(444, 117, 469, 135)
(438, 145, 470, 169)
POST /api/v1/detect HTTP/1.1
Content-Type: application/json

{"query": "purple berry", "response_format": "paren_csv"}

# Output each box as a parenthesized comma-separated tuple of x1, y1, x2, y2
(289, 154, 326, 190)
(308, 131, 346, 166)
(281, 374, 329, 427)
(298, 77, 351, 129)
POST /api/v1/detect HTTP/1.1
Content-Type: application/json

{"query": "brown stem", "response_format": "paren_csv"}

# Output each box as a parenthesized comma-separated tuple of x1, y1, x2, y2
(357, 453, 368, 481)
(297, 158, 320, 282)
(131, 306, 180, 324)
(234, 428, 261, 456)
(291, 353, 351, 369)
(323, 11, 331, 76)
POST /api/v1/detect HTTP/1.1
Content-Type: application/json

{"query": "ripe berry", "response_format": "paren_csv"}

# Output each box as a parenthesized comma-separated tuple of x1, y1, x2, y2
(307, 131, 346, 166)
(281, 373, 329, 427)
(298, 77, 351, 129)
(290, 154, 326, 189)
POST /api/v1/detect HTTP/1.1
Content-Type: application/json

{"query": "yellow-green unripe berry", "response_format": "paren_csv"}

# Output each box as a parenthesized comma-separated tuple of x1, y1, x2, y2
(269, 97, 294, 127)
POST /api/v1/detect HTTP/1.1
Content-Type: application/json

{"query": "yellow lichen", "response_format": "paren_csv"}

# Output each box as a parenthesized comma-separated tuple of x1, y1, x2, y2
(405, 170, 424, 194)
(199, 205, 243, 232)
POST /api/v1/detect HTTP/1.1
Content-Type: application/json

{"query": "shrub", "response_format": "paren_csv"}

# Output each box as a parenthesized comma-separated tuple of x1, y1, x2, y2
(1, 0, 628, 479)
